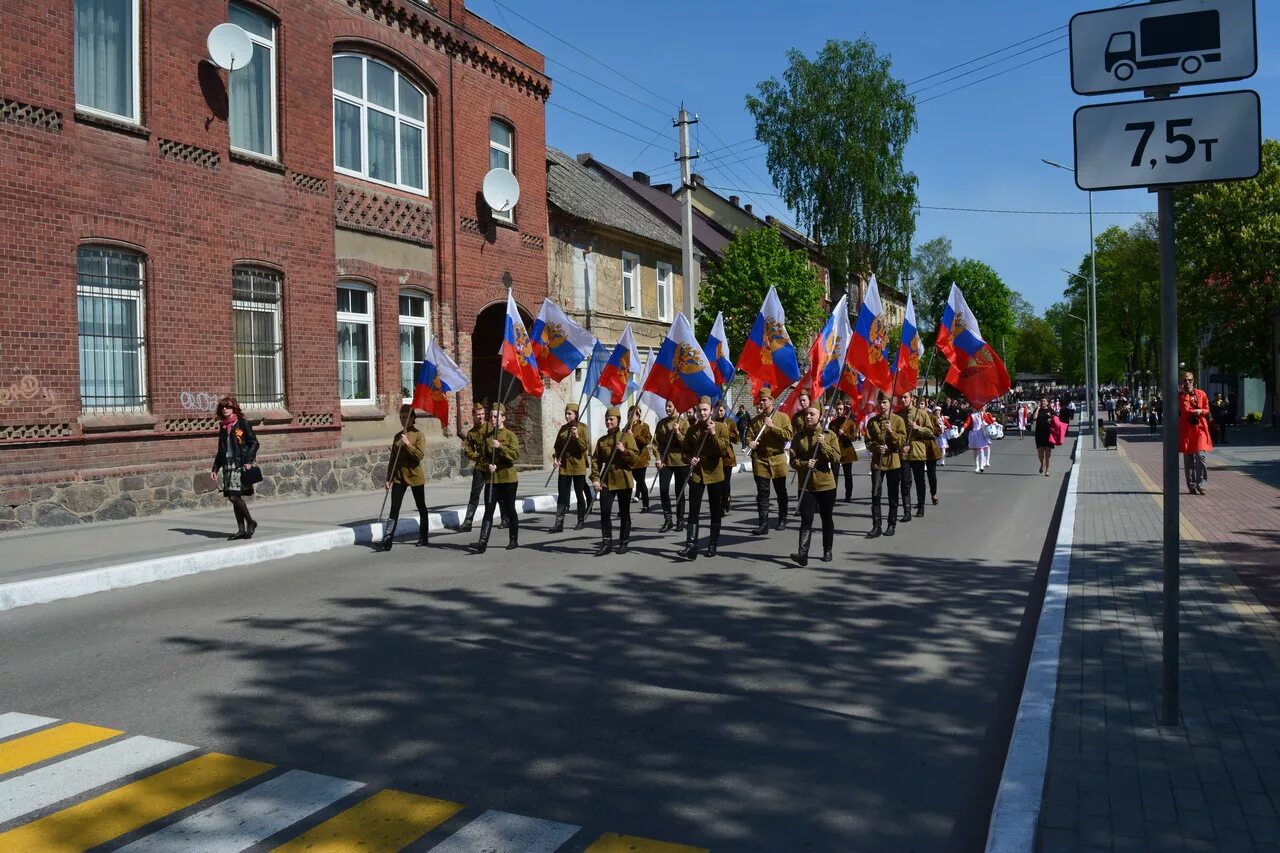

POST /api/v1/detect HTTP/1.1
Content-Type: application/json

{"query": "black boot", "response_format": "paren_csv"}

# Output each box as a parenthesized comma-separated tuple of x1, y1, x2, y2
(617, 537, 629, 555)
(752, 496, 769, 535)
(376, 519, 397, 552)
(573, 507, 587, 530)
(594, 539, 614, 557)
(499, 515, 508, 529)
(505, 530, 519, 550)
(822, 547, 833, 562)
(704, 521, 720, 558)
(548, 508, 566, 534)
(416, 522, 429, 547)
(678, 523, 699, 561)
(470, 518, 491, 553)
(790, 529, 811, 566)
(457, 503, 477, 533)
(900, 508, 912, 523)
(774, 506, 787, 531)
(915, 504, 924, 518)
(885, 521, 896, 537)
(675, 505, 686, 531)
(659, 512, 673, 533)
(866, 524, 882, 539)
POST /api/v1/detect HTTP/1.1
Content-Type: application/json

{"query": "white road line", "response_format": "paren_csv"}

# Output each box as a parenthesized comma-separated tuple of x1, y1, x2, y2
(116, 769, 364, 853)
(0, 713, 58, 741)
(0, 735, 193, 825)
(427, 809, 580, 853)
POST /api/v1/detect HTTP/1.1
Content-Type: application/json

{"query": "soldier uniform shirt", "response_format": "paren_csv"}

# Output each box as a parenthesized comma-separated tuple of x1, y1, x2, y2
(831, 415, 860, 464)
(864, 413, 908, 471)
(904, 408, 937, 463)
(630, 421, 653, 470)
(463, 422, 491, 467)
(387, 429, 427, 486)
(925, 412, 944, 461)
(553, 422, 590, 476)
(718, 416, 740, 466)
(482, 427, 521, 484)
(591, 429, 638, 491)
(747, 411, 793, 478)
(654, 416, 689, 467)
(683, 420, 732, 485)
(790, 426, 841, 492)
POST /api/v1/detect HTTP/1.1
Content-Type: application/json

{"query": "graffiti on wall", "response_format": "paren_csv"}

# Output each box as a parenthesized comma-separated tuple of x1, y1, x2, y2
(179, 391, 220, 412)
(0, 374, 58, 414)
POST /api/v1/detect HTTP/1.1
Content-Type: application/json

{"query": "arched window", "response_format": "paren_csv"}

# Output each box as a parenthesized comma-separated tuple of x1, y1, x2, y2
(488, 118, 514, 222)
(398, 289, 431, 402)
(232, 266, 284, 406)
(332, 54, 427, 194)
(77, 246, 148, 411)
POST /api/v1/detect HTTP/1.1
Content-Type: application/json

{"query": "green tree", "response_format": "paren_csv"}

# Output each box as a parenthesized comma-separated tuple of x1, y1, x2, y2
(936, 258, 1015, 358)
(1175, 138, 1280, 416)
(1016, 315, 1061, 376)
(746, 38, 918, 292)
(695, 227, 825, 355)
(910, 235, 955, 333)
(1045, 300, 1088, 385)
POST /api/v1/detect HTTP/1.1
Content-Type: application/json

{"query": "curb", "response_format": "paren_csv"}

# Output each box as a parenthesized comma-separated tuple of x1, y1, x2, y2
(0, 461, 766, 613)
(984, 436, 1081, 853)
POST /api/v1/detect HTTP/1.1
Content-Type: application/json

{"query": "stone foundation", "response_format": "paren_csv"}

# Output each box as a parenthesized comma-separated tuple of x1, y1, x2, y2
(0, 443, 461, 532)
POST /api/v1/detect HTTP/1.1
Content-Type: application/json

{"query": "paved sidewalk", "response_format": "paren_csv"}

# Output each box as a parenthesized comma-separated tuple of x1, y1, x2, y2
(1039, 440, 1280, 852)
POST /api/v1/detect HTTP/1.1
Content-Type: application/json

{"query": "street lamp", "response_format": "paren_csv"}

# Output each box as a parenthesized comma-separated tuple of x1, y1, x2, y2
(1062, 269, 1097, 440)
(1067, 312, 1091, 433)
(1043, 158, 1100, 450)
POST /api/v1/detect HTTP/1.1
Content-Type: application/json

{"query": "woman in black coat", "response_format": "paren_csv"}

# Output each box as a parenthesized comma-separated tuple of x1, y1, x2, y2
(210, 395, 260, 539)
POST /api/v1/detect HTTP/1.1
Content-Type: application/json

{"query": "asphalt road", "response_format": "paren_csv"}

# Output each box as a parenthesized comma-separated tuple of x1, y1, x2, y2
(0, 436, 1068, 852)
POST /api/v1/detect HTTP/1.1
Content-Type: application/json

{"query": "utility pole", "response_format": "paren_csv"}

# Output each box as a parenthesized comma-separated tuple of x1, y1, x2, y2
(675, 107, 699, 319)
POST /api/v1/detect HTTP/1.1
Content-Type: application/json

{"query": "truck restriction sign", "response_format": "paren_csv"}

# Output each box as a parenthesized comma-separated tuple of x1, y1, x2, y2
(1073, 90, 1260, 191)
(1070, 0, 1256, 96)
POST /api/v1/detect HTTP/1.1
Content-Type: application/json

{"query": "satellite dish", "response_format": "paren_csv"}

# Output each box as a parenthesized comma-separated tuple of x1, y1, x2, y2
(207, 23, 253, 72)
(482, 168, 521, 213)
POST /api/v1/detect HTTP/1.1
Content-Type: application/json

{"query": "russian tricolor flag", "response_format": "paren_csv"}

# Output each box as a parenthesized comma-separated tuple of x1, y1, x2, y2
(597, 324, 641, 406)
(530, 298, 597, 383)
(412, 339, 469, 426)
(893, 294, 924, 393)
(499, 290, 543, 397)
(936, 282, 986, 366)
(847, 275, 895, 393)
(703, 311, 735, 386)
(736, 286, 800, 395)
(643, 312, 720, 412)
(806, 294, 852, 399)
(938, 283, 1012, 404)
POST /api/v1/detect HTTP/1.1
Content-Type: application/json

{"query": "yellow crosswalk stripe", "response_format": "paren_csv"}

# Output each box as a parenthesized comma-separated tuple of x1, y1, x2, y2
(271, 788, 464, 853)
(584, 833, 710, 853)
(0, 722, 121, 776)
(0, 752, 273, 852)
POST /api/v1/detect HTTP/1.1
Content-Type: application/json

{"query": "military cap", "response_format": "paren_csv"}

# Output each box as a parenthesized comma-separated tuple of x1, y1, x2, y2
(491, 402, 506, 413)
(757, 389, 774, 401)
(806, 406, 820, 416)
(698, 395, 714, 406)
(605, 406, 621, 419)
(564, 402, 580, 414)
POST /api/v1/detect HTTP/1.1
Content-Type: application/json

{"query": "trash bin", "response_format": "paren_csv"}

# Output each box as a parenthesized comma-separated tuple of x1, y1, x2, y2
(1104, 428, 1117, 449)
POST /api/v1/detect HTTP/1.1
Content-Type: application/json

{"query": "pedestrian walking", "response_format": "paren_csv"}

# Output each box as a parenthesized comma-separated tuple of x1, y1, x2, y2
(747, 389, 794, 534)
(654, 399, 689, 532)
(716, 400, 739, 512)
(864, 395, 907, 538)
(1017, 402, 1028, 439)
(966, 404, 996, 472)
(1179, 372, 1213, 495)
(548, 402, 590, 533)
(1147, 404, 1159, 434)
(627, 405, 652, 513)
(679, 396, 733, 560)
(469, 403, 520, 553)
(1033, 397, 1059, 476)
(735, 405, 750, 450)
(790, 391, 812, 437)
(375, 405, 429, 551)
(900, 392, 935, 521)
(1211, 392, 1230, 446)
(830, 402, 860, 502)
(789, 406, 841, 566)
(458, 402, 506, 532)
(935, 407, 951, 465)
(591, 406, 638, 556)
(920, 397, 942, 506)
(209, 394, 260, 540)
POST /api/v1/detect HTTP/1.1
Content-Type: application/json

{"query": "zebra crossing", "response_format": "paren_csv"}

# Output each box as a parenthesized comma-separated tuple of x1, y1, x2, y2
(0, 711, 707, 852)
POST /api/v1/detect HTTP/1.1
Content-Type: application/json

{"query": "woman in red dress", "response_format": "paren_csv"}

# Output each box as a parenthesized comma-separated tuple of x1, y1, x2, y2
(1177, 372, 1213, 494)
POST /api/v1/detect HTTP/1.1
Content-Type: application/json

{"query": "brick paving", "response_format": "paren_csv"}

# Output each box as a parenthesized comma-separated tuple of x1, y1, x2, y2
(1039, 438, 1280, 853)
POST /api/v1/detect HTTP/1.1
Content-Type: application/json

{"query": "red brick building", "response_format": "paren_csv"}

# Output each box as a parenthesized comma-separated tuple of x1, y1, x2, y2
(0, 0, 550, 528)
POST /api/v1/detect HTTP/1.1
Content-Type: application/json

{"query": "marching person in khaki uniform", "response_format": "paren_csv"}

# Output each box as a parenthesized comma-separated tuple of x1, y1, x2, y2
(592, 406, 639, 556)
(896, 392, 920, 524)
(864, 394, 908, 539)
(903, 392, 937, 519)
(458, 401, 506, 532)
(376, 406, 430, 551)
(549, 403, 590, 533)
(715, 400, 739, 512)
(469, 403, 520, 554)
(829, 401, 860, 502)
(679, 396, 734, 560)
(654, 399, 689, 533)
(747, 389, 794, 535)
(921, 397, 943, 506)
(790, 390, 812, 436)
(789, 406, 841, 566)
(627, 405, 653, 513)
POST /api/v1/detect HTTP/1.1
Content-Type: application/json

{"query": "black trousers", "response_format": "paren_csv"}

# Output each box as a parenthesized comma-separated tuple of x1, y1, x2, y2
(869, 468, 901, 527)
(658, 466, 688, 518)
(633, 469, 650, 505)
(482, 481, 518, 537)
(389, 483, 428, 520)
(557, 473, 589, 511)
(835, 462, 854, 499)
(907, 461, 927, 509)
(754, 475, 789, 519)
(925, 458, 938, 499)
(722, 467, 733, 508)
(599, 485, 633, 541)
(688, 479, 726, 536)
(900, 461, 917, 512)
(799, 488, 836, 551)
(470, 469, 507, 522)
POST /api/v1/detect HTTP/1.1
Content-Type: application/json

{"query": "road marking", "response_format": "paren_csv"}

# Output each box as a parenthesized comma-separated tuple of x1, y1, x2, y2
(117, 768, 363, 852)
(426, 809, 580, 852)
(0, 735, 194, 825)
(0, 752, 273, 852)
(0, 722, 121, 776)
(583, 832, 710, 852)
(271, 788, 464, 853)
(0, 712, 57, 741)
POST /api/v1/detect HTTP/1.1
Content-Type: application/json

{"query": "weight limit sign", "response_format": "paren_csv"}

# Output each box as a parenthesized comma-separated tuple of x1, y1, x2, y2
(1073, 89, 1260, 192)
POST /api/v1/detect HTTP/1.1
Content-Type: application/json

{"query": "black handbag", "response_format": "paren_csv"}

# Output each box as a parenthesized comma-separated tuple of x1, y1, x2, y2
(241, 465, 263, 487)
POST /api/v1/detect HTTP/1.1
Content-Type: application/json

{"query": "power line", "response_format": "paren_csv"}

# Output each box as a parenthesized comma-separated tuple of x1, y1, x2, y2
(546, 57, 671, 118)
(906, 24, 1066, 87)
(551, 76, 661, 135)
(547, 102, 658, 146)
(915, 47, 1068, 106)
(698, 119, 793, 225)
(699, 184, 1148, 216)
(907, 34, 1065, 96)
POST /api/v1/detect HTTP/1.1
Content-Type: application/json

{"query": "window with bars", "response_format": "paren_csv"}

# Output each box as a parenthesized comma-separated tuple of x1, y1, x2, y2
(233, 267, 285, 406)
(337, 283, 375, 403)
(77, 246, 148, 412)
(399, 290, 431, 402)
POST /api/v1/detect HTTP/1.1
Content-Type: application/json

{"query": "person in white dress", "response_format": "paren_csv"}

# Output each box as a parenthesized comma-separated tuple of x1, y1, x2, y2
(934, 406, 950, 465)
(966, 404, 995, 472)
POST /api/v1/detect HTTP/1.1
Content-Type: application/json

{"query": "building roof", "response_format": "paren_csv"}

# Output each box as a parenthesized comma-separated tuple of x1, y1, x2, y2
(577, 156, 731, 261)
(545, 147, 680, 251)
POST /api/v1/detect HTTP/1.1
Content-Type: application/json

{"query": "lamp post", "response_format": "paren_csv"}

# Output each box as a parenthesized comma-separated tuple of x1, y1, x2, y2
(1067, 312, 1091, 432)
(1062, 269, 1096, 441)
(1044, 158, 1100, 450)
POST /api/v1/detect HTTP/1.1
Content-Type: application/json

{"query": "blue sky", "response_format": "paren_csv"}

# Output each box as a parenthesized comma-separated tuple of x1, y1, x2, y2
(477, 0, 1277, 314)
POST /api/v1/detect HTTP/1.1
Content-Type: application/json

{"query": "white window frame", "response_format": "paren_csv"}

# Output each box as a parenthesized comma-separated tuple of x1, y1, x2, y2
(655, 260, 673, 323)
(232, 266, 285, 408)
(337, 282, 377, 405)
(74, 0, 143, 125)
(332, 54, 429, 196)
(228, 2, 278, 161)
(76, 246, 148, 413)
(489, 118, 514, 223)
(621, 251, 641, 317)
(398, 289, 432, 403)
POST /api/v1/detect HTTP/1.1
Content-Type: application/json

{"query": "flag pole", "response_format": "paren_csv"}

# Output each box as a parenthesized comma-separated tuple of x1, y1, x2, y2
(545, 377, 592, 488)
(377, 409, 412, 526)
(796, 387, 838, 495)
(672, 382, 732, 507)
